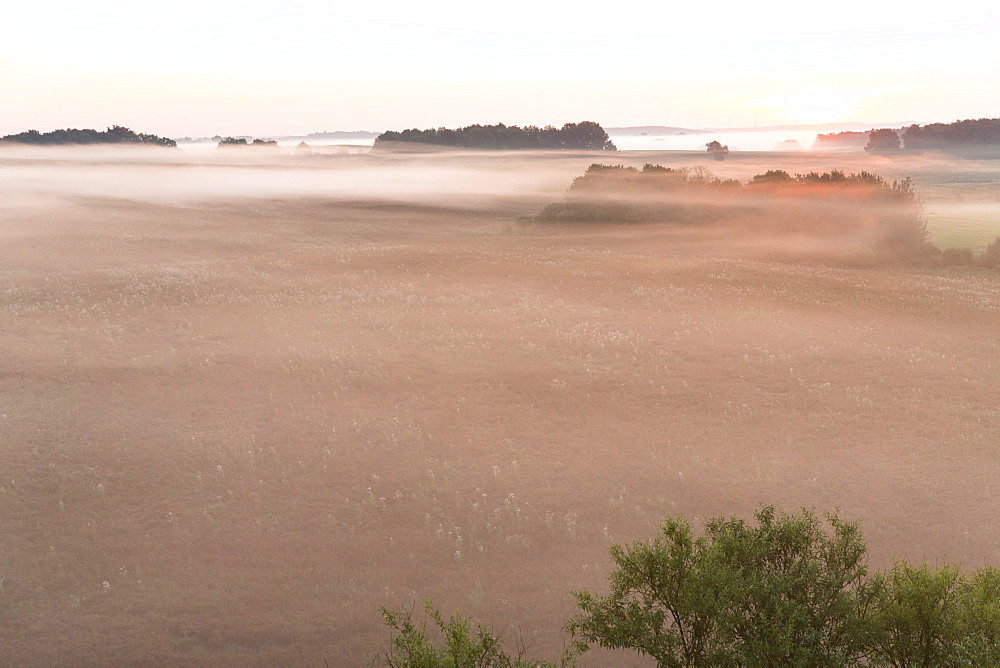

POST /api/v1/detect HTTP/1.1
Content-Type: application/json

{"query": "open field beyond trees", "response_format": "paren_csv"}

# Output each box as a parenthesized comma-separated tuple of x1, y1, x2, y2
(2, 146, 999, 664)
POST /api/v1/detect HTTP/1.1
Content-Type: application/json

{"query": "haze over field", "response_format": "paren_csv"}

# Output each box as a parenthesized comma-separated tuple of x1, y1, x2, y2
(2, 147, 1000, 663)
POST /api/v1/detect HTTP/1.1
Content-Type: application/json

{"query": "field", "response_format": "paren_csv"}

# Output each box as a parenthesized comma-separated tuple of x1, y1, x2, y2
(2, 146, 999, 664)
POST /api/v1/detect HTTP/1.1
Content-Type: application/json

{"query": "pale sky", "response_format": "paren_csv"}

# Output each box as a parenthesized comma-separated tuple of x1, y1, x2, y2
(2, 0, 997, 137)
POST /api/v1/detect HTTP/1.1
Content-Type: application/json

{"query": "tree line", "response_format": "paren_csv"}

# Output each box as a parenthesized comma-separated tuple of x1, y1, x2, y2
(373, 506, 1000, 666)
(0, 125, 176, 147)
(374, 122, 617, 151)
(815, 118, 1000, 153)
(531, 163, 1000, 268)
(217, 137, 278, 148)
(533, 163, 929, 259)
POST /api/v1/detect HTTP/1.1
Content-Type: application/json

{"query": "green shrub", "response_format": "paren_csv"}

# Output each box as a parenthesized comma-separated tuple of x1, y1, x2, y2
(370, 600, 560, 667)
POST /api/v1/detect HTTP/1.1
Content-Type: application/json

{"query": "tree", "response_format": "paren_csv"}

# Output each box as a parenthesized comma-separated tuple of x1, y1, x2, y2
(871, 564, 1000, 667)
(559, 121, 617, 151)
(864, 129, 901, 153)
(568, 506, 878, 666)
(705, 140, 729, 160)
(218, 137, 248, 147)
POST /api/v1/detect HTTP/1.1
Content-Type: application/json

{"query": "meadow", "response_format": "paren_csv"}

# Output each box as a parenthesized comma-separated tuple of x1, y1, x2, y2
(1, 145, 999, 664)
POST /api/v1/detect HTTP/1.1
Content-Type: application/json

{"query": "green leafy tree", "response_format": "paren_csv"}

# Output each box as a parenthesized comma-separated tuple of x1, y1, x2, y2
(870, 563, 965, 666)
(706, 507, 880, 666)
(568, 506, 878, 666)
(567, 516, 729, 666)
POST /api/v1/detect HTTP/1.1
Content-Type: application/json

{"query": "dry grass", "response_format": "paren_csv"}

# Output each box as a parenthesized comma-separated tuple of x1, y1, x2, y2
(2, 148, 999, 665)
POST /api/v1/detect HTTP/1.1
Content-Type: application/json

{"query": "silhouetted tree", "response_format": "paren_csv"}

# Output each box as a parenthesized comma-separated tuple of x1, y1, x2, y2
(864, 129, 901, 153)
(705, 140, 729, 160)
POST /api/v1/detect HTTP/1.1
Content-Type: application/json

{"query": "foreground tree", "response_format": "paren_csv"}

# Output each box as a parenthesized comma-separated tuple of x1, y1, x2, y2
(871, 564, 1000, 666)
(568, 506, 879, 666)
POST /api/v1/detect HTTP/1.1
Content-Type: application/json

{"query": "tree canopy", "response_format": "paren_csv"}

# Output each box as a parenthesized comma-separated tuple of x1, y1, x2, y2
(0, 125, 176, 147)
(705, 140, 729, 160)
(569, 506, 878, 666)
(374, 122, 617, 151)
(902, 118, 1000, 149)
(865, 129, 902, 153)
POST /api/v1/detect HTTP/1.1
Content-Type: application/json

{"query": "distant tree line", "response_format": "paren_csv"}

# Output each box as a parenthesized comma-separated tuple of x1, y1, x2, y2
(374, 121, 617, 151)
(217, 137, 278, 148)
(814, 130, 869, 150)
(0, 125, 176, 147)
(533, 163, 932, 262)
(816, 118, 1000, 152)
(532, 163, 1000, 267)
(901, 117, 1000, 149)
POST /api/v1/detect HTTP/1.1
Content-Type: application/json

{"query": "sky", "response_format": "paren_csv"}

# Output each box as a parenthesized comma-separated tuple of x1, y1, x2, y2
(2, 0, 997, 138)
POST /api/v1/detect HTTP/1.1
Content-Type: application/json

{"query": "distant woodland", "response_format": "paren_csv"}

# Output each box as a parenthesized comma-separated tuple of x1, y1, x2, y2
(374, 121, 617, 151)
(816, 118, 1000, 152)
(813, 131, 869, 150)
(901, 118, 1000, 149)
(217, 137, 278, 148)
(534, 163, 932, 262)
(0, 125, 176, 147)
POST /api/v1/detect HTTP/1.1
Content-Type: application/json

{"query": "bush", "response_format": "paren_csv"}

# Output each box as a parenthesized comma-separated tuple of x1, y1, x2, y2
(370, 600, 560, 667)
(979, 236, 1000, 269)
(941, 247, 977, 266)
(871, 564, 1000, 666)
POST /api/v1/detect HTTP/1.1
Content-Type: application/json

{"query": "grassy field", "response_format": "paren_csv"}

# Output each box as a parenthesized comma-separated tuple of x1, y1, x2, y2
(2, 146, 999, 664)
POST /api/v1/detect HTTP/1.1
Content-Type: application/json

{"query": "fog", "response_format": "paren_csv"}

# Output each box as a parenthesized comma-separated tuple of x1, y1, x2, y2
(0, 145, 578, 209)
(3, 145, 1000, 664)
(611, 128, 837, 152)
